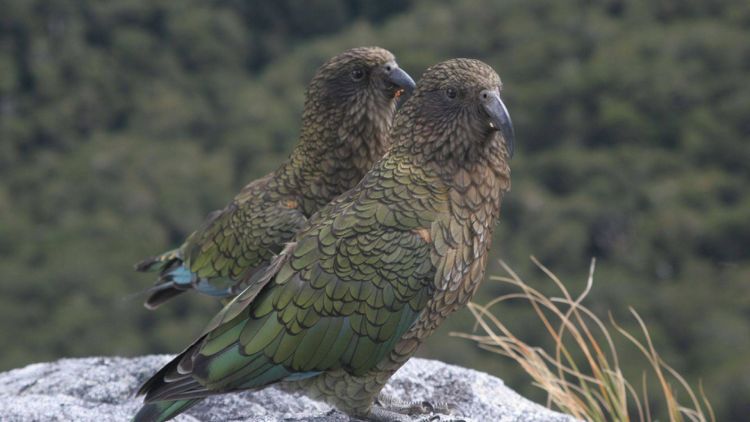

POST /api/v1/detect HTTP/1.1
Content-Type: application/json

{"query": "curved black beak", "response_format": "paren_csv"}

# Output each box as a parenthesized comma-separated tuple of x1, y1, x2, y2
(384, 63, 416, 98)
(481, 90, 515, 158)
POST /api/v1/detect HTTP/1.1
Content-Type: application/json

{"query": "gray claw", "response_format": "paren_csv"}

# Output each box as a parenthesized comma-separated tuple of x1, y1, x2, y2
(373, 393, 457, 418)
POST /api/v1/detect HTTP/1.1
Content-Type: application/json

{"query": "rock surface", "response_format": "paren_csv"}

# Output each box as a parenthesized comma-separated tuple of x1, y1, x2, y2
(0, 355, 574, 421)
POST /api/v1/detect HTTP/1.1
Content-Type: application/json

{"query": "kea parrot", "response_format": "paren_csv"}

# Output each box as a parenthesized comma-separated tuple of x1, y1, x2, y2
(136, 47, 416, 309)
(133, 58, 514, 422)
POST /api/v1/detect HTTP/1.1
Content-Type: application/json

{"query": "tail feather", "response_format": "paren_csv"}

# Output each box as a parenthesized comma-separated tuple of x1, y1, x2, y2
(136, 248, 194, 309)
(132, 398, 201, 422)
(144, 286, 188, 310)
(134, 339, 210, 421)
(137, 249, 234, 309)
(135, 249, 181, 273)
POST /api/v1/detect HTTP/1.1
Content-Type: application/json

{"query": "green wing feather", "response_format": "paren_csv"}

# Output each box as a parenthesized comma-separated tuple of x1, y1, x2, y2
(197, 217, 435, 388)
(138, 158, 447, 402)
(183, 177, 308, 285)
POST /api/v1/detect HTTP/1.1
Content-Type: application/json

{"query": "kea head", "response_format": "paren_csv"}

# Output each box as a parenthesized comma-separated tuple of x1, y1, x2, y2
(303, 47, 416, 150)
(397, 58, 515, 162)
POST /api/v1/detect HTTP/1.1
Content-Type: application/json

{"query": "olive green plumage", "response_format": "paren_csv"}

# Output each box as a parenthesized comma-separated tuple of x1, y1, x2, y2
(136, 47, 415, 309)
(133, 58, 514, 422)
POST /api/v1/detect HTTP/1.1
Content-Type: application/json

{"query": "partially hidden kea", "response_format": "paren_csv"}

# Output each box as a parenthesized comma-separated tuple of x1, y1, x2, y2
(136, 47, 415, 309)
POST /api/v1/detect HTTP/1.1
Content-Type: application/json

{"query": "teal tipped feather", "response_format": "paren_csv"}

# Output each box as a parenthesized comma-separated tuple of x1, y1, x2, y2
(136, 253, 232, 309)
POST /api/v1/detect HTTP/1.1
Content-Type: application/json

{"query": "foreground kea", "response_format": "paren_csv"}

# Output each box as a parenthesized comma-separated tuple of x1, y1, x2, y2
(134, 58, 515, 422)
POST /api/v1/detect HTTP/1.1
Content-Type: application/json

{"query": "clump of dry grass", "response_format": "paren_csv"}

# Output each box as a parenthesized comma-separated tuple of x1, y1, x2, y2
(453, 257, 714, 422)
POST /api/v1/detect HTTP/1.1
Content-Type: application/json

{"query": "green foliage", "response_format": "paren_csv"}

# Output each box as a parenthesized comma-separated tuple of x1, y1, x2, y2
(0, 0, 748, 419)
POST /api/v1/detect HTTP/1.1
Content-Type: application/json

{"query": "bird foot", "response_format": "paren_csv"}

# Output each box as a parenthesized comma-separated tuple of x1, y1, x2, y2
(368, 406, 466, 422)
(370, 394, 457, 421)
(383, 399, 453, 415)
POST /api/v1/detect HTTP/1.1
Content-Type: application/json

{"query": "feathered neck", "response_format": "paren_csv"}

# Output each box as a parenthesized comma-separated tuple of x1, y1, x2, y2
(391, 101, 511, 196)
(277, 85, 395, 214)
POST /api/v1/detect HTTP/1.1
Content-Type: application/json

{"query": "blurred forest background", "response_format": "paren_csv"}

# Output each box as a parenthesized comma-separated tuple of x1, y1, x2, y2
(1, 0, 748, 419)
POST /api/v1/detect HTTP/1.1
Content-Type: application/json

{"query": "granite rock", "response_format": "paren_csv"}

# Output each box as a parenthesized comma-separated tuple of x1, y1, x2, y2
(0, 355, 575, 421)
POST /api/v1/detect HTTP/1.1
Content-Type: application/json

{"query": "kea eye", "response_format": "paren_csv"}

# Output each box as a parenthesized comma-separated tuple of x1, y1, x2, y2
(445, 87, 458, 99)
(351, 68, 365, 81)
